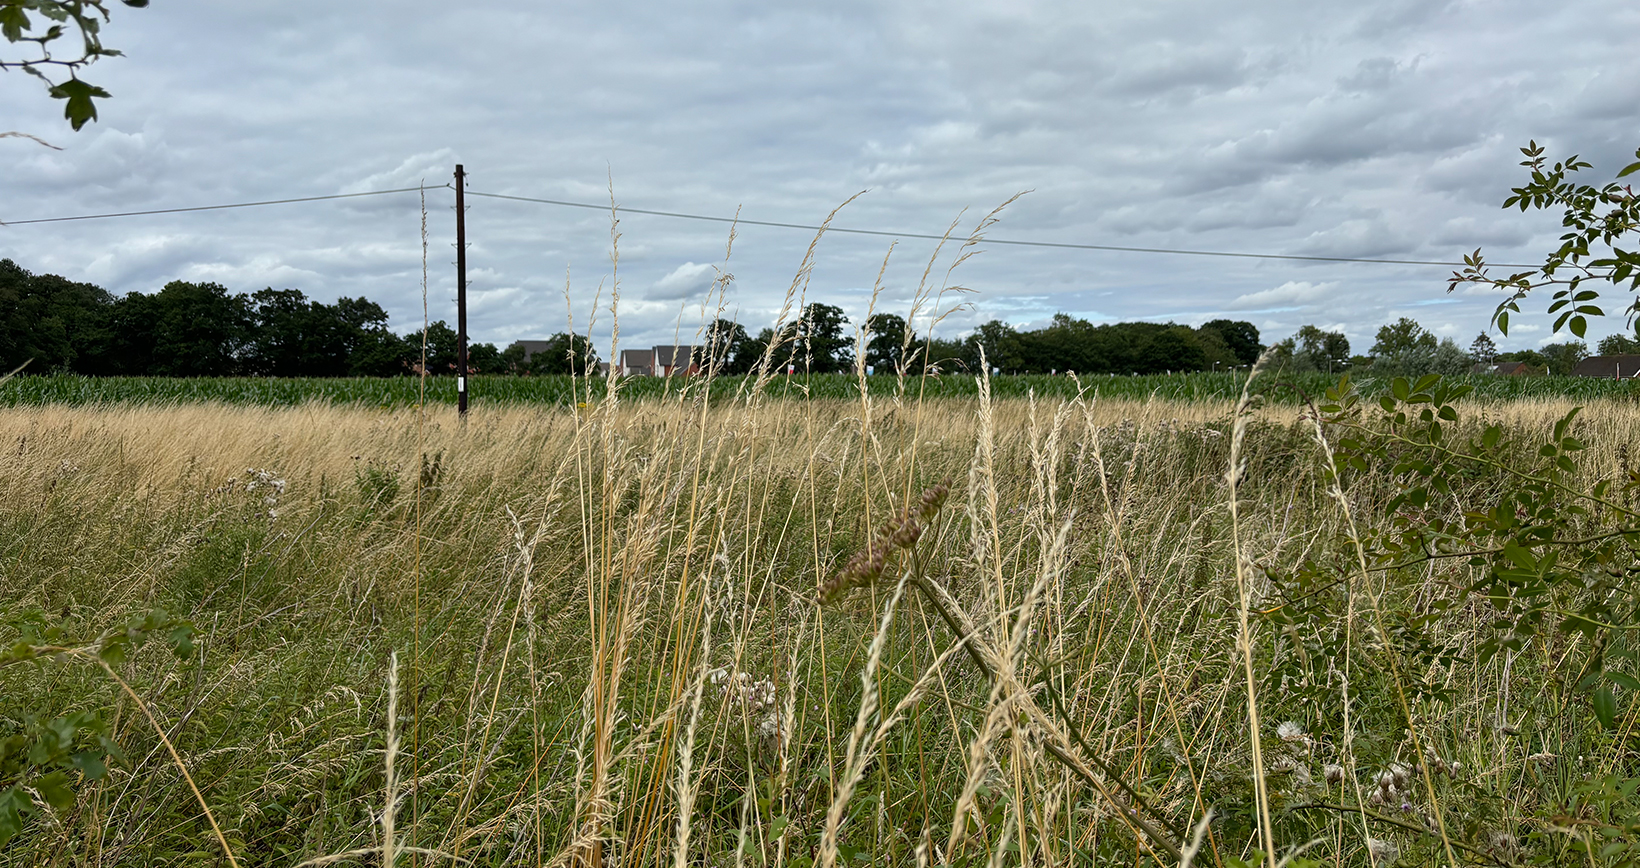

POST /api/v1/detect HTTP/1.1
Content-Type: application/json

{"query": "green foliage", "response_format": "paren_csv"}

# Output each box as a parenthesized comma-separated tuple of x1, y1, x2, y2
(0, 608, 193, 846)
(1452, 141, 1640, 339)
(700, 318, 759, 374)
(862, 312, 909, 373)
(1601, 334, 1640, 355)
(793, 302, 853, 374)
(1323, 372, 1640, 729)
(1201, 318, 1265, 366)
(1, 0, 147, 130)
(1535, 340, 1591, 375)
(1269, 324, 1350, 373)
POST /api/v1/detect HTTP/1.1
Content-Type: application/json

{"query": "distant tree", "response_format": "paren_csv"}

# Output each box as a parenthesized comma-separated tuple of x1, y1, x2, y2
(467, 341, 501, 373)
(1200, 319, 1262, 366)
(1540, 340, 1589, 375)
(245, 288, 330, 375)
(1498, 348, 1549, 370)
(349, 327, 412, 376)
(1294, 325, 1351, 373)
(419, 321, 460, 373)
(966, 319, 1026, 373)
(1370, 317, 1437, 359)
(245, 289, 418, 377)
(701, 318, 765, 374)
(1469, 332, 1499, 365)
(1191, 325, 1242, 370)
(1430, 337, 1473, 376)
(1598, 333, 1640, 355)
(0, 258, 113, 373)
(335, 297, 410, 376)
(919, 336, 968, 374)
(111, 281, 253, 377)
(752, 326, 790, 373)
(1138, 325, 1207, 373)
(863, 313, 910, 373)
(793, 303, 851, 373)
(505, 333, 595, 375)
(1369, 317, 1438, 376)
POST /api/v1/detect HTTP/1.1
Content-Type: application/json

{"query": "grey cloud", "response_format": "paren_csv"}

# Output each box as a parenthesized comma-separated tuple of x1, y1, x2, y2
(1, 0, 1635, 355)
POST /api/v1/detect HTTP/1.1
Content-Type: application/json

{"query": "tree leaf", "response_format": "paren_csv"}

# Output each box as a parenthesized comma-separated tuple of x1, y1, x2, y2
(1593, 686, 1618, 730)
(1606, 672, 1640, 692)
(47, 77, 111, 131)
(0, 5, 30, 42)
(35, 771, 74, 811)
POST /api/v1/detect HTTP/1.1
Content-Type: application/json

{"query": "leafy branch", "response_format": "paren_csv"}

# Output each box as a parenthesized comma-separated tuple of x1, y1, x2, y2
(1, 0, 148, 129)
(0, 609, 202, 849)
(1449, 141, 1640, 339)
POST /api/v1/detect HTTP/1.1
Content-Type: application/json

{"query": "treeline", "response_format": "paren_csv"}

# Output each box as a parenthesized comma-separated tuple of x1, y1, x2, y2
(1264, 317, 1627, 377)
(22, 258, 1597, 381)
(698, 304, 1263, 375)
(0, 261, 1265, 378)
(0, 259, 500, 376)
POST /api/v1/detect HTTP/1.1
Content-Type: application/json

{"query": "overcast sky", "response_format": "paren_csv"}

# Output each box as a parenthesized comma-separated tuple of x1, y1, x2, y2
(3, 0, 1637, 355)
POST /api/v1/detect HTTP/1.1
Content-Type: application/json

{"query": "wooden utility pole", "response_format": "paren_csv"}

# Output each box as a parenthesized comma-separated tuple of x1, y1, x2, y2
(455, 164, 468, 417)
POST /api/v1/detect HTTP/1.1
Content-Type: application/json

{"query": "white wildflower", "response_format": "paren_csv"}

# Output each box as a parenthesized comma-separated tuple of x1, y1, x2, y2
(1367, 837, 1399, 865)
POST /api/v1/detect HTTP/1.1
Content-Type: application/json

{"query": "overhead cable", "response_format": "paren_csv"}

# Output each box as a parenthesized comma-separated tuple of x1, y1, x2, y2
(1, 185, 441, 226)
(4, 181, 1539, 270)
(465, 189, 1537, 269)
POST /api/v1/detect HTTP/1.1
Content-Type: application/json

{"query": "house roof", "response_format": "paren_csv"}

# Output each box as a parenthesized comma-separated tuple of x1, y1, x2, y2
(653, 345, 696, 367)
(1571, 354, 1640, 378)
(621, 348, 655, 366)
(510, 340, 554, 359)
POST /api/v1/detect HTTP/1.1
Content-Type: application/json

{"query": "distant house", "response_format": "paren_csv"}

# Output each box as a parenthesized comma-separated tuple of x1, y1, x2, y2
(1571, 354, 1640, 379)
(653, 345, 699, 377)
(619, 345, 699, 376)
(511, 340, 556, 365)
(1473, 361, 1541, 376)
(620, 348, 655, 376)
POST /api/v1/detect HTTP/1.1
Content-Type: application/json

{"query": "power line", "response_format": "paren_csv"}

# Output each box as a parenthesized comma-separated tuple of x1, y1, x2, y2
(2, 180, 1539, 270)
(465, 189, 1538, 269)
(0, 185, 442, 226)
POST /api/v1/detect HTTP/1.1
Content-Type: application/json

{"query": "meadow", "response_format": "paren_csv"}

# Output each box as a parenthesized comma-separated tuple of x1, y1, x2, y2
(4, 363, 1640, 868)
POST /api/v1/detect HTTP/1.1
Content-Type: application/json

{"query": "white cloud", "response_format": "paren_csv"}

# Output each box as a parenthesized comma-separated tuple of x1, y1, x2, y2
(649, 261, 721, 299)
(1226, 281, 1339, 311)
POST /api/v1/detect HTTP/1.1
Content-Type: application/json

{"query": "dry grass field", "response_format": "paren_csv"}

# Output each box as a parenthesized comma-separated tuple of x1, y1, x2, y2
(5, 382, 1640, 866)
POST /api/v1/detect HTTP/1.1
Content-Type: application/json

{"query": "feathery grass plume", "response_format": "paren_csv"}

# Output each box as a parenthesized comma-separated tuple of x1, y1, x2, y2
(818, 480, 950, 603)
(1227, 349, 1277, 868)
(383, 651, 398, 868)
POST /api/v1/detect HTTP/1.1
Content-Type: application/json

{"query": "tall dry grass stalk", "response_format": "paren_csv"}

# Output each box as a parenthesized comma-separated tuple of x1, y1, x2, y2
(1227, 356, 1276, 868)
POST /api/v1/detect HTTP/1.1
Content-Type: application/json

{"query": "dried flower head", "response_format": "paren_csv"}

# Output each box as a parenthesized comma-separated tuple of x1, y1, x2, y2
(1276, 721, 1307, 744)
(1323, 763, 1345, 785)
(819, 480, 951, 604)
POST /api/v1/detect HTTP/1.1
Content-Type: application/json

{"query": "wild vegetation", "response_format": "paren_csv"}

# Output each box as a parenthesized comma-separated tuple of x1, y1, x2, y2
(2, 371, 1640, 866)
(3, 141, 1640, 866)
